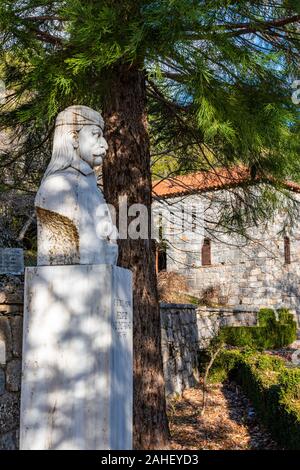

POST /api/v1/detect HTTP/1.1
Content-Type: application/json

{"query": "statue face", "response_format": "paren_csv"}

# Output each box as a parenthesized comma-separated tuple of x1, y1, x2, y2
(75, 124, 108, 168)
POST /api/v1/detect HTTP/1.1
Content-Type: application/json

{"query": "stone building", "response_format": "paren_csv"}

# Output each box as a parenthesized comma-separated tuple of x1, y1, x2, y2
(152, 167, 300, 320)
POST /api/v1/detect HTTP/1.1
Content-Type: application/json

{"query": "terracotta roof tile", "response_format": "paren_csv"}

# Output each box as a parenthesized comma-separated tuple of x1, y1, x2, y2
(152, 166, 300, 198)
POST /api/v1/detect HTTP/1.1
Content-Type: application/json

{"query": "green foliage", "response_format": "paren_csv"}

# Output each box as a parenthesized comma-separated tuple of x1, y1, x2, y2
(278, 368, 300, 400)
(235, 356, 300, 449)
(254, 353, 285, 373)
(277, 308, 296, 325)
(207, 349, 284, 382)
(209, 349, 300, 449)
(205, 348, 242, 384)
(258, 308, 277, 327)
(220, 308, 297, 349)
(0, 2, 299, 190)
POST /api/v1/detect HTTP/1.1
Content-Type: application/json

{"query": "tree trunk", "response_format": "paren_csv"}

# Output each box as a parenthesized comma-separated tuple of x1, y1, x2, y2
(102, 64, 170, 449)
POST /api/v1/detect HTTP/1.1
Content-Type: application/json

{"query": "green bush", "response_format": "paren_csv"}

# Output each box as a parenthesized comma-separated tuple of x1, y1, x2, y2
(278, 368, 300, 399)
(258, 308, 277, 327)
(255, 353, 285, 372)
(220, 308, 297, 349)
(277, 308, 295, 325)
(209, 350, 300, 449)
(206, 348, 242, 383)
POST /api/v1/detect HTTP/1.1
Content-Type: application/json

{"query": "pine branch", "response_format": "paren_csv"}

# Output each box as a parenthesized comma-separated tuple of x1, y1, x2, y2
(22, 16, 63, 22)
(147, 80, 190, 112)
(29, 28, 63, 46)
(221, 15, 300, 38)
(215, 15, 300, 32)
(185, 15, 300, 40)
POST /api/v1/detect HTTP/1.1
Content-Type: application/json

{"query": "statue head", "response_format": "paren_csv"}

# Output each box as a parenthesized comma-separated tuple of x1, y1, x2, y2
(43, 105, 108, 178)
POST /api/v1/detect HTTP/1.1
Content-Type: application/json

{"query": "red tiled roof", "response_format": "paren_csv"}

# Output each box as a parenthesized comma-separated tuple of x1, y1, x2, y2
(152, 166, 300, 198)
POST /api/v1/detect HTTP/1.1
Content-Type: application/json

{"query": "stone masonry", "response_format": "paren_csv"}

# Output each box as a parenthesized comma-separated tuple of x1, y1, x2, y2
(153, 188, 300, 321)
(160, 303, 258, 396)
(0, 275, 23, 450)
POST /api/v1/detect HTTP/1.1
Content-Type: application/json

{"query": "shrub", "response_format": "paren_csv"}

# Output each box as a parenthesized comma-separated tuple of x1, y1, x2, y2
(199, 285, 229, 307)
(257, 308, 276, 327)
(278, 368, 300, 399)
(277, 308, 295, 325)
(258, 308, 277, 327)
(206, 348, 242, 383)
(220, 308, 297, 349)
(255, 353, 284, 372)
(209, 349, 300, 449)
(158, 271, 200, 304)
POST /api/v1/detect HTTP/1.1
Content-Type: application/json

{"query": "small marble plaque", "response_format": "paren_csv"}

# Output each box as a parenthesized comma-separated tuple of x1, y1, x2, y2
(0, 248, 24, 275)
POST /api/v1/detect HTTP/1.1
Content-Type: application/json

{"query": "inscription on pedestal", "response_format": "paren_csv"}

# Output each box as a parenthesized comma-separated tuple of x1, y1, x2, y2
(0, 249, 24, 275)
(113, 299, 132, 339)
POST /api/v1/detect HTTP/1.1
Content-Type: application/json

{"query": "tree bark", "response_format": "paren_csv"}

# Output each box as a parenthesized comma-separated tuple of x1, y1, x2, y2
(102, 64, 170, 449)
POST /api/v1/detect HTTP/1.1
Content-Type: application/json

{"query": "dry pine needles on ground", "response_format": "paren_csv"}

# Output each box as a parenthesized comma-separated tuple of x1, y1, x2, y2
(168, 381, 280, 450)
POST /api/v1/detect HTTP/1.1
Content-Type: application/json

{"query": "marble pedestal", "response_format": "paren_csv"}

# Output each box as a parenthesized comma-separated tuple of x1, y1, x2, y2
(20, 264, 132, 450)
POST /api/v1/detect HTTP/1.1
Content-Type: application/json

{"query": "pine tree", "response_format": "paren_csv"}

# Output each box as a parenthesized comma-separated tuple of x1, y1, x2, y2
(0, 1, 300, 448)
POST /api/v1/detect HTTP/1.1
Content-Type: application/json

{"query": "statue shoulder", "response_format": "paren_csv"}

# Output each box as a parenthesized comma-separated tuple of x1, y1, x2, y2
(35, 170, 78, 212)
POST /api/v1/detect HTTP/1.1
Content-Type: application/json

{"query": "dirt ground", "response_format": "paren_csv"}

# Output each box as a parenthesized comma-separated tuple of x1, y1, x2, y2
(168, 381, 281, 450)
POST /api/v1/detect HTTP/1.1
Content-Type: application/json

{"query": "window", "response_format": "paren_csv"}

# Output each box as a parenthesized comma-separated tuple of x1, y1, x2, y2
(284, 236, 291, 264)
(202, 238, 211, 266)
(156, 242, 167, 272)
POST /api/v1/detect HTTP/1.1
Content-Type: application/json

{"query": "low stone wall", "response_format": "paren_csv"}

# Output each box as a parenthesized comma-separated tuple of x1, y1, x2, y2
(196, 305, 258, 348)
(160, 303, 200, 397)
(160, 303, 258, 396)
(0, 276, 23, 450)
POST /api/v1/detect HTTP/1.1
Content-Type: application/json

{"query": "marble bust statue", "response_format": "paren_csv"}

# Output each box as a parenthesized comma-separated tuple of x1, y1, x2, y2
(35, 105, 118, 266)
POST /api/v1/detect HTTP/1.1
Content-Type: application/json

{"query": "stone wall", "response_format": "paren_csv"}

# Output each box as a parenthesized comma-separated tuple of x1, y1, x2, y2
(160, 303, 200, 397)
(161, 303, 258, 396)
(0, 276, 23, 450)
(153, 190, 300, 322)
